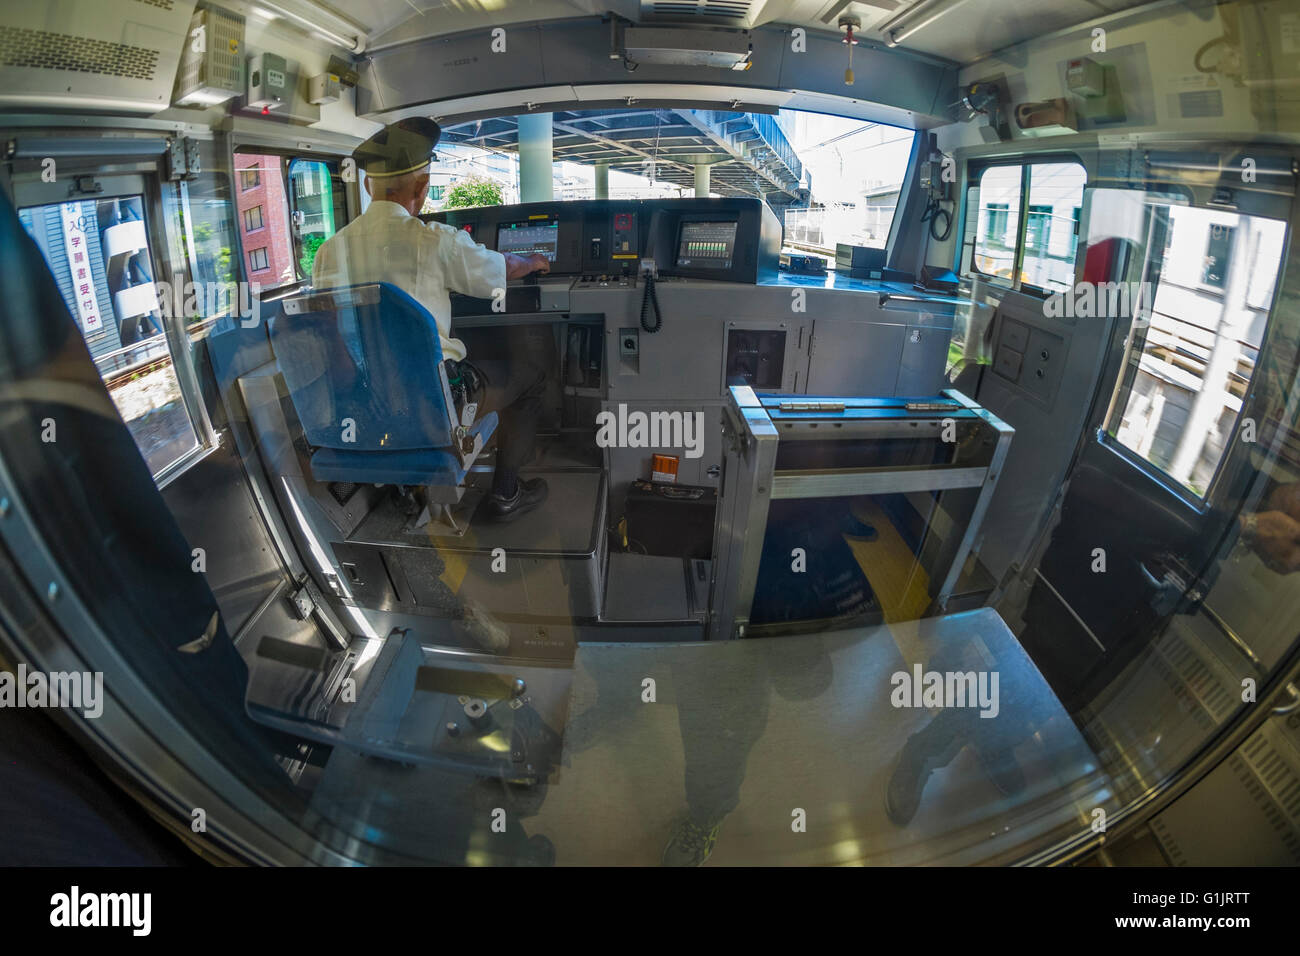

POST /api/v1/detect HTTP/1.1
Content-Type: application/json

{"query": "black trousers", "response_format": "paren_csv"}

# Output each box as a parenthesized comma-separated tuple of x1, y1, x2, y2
(454, 357, 545, 491)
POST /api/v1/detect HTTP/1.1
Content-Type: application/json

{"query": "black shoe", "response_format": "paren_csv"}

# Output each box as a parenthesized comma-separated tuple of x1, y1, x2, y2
(483, 477, 548, 523)
(885, 743, 937, 827)
(662, 817, 722, 867)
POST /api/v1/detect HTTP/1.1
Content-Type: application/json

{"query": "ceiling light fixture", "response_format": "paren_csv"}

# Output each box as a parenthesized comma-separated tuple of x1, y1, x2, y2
(879, 0, 974, 49)
(252, 0, 368, 54)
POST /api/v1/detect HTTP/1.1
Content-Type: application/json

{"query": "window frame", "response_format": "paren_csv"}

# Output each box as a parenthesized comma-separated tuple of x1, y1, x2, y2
(248, 246, 270, 273)
(243, 204, 264, 232)
(963, 155, 1087, 297)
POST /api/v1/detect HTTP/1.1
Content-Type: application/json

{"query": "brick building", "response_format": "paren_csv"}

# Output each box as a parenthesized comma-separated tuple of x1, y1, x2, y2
(233, 153, 296, 289)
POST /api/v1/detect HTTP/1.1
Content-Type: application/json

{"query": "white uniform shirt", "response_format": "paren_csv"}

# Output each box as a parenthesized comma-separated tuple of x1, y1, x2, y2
(310, 200, 506, 362)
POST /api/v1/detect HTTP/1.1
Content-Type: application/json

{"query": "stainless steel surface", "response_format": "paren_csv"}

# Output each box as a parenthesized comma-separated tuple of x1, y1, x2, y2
(771, 465, 988, 500)
(708, 386, 779, 638)
(303, 608, 1110, 864)
(161, 438, 287, 638)
(934, 388, 1014, 609)
(713, 385, 1011, 634)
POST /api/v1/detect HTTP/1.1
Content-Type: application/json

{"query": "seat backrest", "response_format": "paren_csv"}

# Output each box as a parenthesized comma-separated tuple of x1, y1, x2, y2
(268, 282, 455, 451)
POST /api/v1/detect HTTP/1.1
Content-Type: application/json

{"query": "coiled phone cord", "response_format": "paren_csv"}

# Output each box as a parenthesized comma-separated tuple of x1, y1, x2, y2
(640, 272, 662, 333)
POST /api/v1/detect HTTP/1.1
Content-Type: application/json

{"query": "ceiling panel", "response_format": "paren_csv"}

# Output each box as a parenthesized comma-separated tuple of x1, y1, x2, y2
(323, 0, 1157, 66)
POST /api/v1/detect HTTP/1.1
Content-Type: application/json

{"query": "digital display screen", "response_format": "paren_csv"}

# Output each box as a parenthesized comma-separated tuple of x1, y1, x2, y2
(676, 220, 738, 270)
(497, 218, 559, 261)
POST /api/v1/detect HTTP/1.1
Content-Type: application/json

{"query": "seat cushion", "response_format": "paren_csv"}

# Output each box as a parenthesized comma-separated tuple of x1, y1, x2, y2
(307, 412, 497, 485)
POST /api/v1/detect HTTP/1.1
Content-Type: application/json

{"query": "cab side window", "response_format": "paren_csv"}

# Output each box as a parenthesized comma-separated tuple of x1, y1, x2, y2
(234, 153, 297, 290)
(18, 195, 202, 478)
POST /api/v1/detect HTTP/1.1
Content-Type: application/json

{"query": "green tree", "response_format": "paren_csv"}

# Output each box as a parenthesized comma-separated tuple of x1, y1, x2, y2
(444, 177, 504, 209)
(300, 233, 327, 277)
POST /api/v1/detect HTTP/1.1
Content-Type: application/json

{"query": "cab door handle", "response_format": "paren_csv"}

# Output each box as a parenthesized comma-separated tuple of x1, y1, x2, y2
(1272, 682, 1300, 717)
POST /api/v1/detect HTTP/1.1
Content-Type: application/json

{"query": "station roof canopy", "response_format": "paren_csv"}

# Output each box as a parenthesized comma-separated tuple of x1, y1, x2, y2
(440, 107, 807, 202)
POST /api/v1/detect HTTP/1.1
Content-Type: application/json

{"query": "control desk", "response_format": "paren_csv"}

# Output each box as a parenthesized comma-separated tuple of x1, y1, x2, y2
(425, 196, 783, 291)
(423, 197, 960, 324)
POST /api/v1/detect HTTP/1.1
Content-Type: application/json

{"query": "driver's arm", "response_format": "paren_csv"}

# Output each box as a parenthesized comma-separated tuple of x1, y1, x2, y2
(504, 252, 550, 280)
(435, 226, 546, 297)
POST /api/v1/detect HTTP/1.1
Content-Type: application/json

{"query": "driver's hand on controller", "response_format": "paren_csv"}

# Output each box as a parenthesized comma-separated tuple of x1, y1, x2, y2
(529, 253, 551, 275)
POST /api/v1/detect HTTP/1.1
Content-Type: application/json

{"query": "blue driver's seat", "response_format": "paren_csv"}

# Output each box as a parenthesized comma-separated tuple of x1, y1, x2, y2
(269, 282, 496, 532)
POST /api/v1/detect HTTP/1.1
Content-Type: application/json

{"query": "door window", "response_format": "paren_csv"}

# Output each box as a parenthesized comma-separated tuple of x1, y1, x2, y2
(18, 196, 200, 476)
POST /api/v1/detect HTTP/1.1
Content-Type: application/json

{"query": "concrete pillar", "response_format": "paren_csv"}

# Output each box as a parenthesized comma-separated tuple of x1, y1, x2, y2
(694, 162, 711, 198)
(594, 162, 609, 199)
(517, 112, 554, 203)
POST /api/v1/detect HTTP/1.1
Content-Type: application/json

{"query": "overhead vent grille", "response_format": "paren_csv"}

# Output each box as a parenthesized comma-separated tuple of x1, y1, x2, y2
(622, 26, 752, 69)
(0, 0, 193, 113)
(0, 26, 159, 80)
(646, 0, 756, 21)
